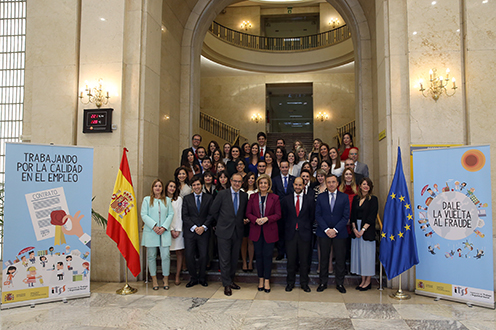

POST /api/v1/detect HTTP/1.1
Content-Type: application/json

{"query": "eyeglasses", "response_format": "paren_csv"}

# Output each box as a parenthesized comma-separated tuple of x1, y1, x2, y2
(231, 180, 243, 184)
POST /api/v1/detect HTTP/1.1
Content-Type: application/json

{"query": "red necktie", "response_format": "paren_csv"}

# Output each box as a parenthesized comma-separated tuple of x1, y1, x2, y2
(296, 194, 300, 223)
(260, 148, 263, 158)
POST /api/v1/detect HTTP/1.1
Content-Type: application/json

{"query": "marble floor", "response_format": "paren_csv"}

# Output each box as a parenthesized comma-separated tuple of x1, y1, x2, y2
(1, 281, 495, 330)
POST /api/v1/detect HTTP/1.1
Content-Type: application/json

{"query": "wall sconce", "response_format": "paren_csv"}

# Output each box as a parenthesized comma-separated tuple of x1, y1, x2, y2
(316, 112, 329, 122)
(251, 113, 262, 123)
(329, 18, 340, 28)
(419, 68, 457, 101)
(163, 115, 170, 120)
(240, 21, 252, 31)
(79, 78, 110, 108)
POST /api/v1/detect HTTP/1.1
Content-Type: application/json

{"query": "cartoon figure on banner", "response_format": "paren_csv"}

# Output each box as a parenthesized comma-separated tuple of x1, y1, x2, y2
(23, 266, 42, 287)
(66, 255, 73, 270)
(56, 262, 64, 280)
(29, 251, 36, 264)
(475, 249, 484, 259)
(82, 262, 89, 278)
(428, 244, 440, 255)
(445, 250, 455, 259)
(40, 256, 48, 268)
(20, 255, 28, 267)
(82, 251, 89, 260)
(4, 266, 17, 287)
(463, 240, 474, 251)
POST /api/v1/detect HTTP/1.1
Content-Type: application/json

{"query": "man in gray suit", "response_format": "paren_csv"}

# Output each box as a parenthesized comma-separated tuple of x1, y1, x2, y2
(209, 173, 248, 296)
(349, 147, 369, 178)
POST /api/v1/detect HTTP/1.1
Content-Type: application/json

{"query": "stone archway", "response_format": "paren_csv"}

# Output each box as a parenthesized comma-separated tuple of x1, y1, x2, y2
(179, 0, 374, 171)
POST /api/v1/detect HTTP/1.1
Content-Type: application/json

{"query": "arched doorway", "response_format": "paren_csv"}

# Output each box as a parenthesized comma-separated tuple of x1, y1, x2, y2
(178, 0, 374, 172)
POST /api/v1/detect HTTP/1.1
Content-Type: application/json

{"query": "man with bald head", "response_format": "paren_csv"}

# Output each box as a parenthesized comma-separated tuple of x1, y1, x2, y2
(280, 176, 315, 293)
(348, 147, 369, 178)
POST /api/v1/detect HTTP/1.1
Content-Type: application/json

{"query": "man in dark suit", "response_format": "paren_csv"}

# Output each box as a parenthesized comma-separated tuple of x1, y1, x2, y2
(349, 147, 369, 177)
(315, 174, 350, 293)
(182, 175, 213, 287)
(344, 159, 364, 183)
(181, 134, 202, 164)
(209, 173, 248, 296)
(257, 132, 272, 159)
(272, 161, 295, 260)
(281, 177, 314, 293)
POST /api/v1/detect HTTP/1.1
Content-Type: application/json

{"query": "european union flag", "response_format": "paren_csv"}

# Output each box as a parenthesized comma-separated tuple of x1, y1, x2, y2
(379, 147, 419, 280)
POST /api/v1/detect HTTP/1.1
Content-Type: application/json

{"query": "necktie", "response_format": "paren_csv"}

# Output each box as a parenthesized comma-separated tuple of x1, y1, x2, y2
(260, 148, 263, 158)
(330, 192, 335, 212)
(296, 194, 300, 218)
(234, 192, 238, 215)
(283, 176, 288, 193)
(196, 195, 201, 212)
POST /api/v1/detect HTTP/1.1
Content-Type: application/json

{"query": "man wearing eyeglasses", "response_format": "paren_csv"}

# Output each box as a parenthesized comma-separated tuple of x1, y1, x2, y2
(348, 147, 369, 178)
(181, 134, 202, 164)
(209, 173, 248, 296)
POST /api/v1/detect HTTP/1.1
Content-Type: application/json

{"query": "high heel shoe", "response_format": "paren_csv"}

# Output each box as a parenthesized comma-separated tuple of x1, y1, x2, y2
(264, 287, 271, 293)
(258, 287, 264, 291)
(359, 284, 371, 291)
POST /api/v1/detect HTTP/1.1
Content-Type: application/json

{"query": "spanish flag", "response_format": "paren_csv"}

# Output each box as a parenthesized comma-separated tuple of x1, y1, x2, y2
(106, 148, 141, 277)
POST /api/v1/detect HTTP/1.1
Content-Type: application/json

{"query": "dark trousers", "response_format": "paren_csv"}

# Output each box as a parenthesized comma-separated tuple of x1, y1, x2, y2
(286, 231, 311, 286)
(217, 234, 242, 287)
(184, 231, 210, 282)
(318, 236, 346, 286)
(253, 235, 275, 280)
(276, 217, 286, 256)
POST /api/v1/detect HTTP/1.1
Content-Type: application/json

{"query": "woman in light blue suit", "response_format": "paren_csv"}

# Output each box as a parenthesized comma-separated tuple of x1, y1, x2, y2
(141, 179, 174, 290)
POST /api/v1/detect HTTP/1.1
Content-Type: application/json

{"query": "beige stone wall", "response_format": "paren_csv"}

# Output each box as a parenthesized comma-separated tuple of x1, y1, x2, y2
(215, 6, 261, 35)
(200, 72, 355, 148)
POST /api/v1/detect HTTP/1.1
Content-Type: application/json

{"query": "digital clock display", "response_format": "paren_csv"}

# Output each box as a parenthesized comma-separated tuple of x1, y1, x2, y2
(83, 108, 113, 133)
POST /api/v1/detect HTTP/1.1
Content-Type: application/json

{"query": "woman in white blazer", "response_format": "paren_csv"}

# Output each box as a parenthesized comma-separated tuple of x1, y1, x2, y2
(141, 179, 174, 290)
(166, 180, 185, 286)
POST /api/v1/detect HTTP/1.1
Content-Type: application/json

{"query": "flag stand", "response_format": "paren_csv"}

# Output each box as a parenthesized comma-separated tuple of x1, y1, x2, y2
(389, 274, 410, 299)
(116, 261, 138, 295)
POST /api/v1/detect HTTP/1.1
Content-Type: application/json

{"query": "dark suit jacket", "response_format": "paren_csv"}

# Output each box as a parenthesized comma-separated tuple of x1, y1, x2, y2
(315, 190, 350, 239)
(350, 195, 378, 241)
(209, 188, 248, 240)
(181, 192, 214, 239)
(272, 174, 295, 199)
(246, 193, 281, 244)
(281, 193, 314, 242)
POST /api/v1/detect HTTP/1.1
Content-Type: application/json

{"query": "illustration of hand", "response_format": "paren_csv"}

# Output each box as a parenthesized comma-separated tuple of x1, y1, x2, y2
(61, 211, 85, 238)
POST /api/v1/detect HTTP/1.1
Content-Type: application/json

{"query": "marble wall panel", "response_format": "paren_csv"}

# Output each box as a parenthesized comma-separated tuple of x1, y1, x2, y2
(465, 0, 496, 51)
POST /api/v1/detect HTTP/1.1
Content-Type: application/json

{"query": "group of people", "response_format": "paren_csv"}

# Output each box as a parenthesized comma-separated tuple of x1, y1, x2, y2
(140, 132, 378, 295)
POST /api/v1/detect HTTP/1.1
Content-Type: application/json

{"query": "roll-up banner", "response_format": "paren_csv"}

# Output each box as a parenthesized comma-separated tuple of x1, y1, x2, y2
(2, 143, 93, 309)
(412, 145, 494, 309)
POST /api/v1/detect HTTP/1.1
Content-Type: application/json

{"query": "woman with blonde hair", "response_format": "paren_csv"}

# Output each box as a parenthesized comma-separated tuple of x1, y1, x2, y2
(141, 179, 174, 290)
(246, 174, 281, 292)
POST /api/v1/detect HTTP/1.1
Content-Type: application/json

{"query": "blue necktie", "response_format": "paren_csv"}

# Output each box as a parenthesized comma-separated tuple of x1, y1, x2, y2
(234, 192, 238, 215)
(196, 195, 201, 212)
(330, 192, 335, 212)
(283, 176, 288, 193)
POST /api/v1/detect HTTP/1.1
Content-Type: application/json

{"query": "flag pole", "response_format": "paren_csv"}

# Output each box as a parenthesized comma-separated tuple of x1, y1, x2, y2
(116, 261, 138, 295)
(389, 273, 411, 299)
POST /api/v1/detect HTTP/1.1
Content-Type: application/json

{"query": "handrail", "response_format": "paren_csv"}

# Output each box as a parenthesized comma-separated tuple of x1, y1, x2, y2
(334, 120, 356, 147)
(208, 21, 351, 52)
(200, 112, 240, 145)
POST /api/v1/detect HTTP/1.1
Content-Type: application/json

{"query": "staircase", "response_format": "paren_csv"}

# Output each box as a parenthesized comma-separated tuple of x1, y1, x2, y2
(153, 247, 384, 288)
(267, 132, 314, 152)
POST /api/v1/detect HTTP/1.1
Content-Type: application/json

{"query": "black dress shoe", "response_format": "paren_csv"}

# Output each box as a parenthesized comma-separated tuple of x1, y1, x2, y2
(264, 287, 271, 293)
(359, 284, 371, 291)
(301, 285, 311, 293)
(230, 282, 240, 290)
(356, 285, 362, 290)
(285, 284, 294, 292)
(336, 285, 346, 293)
(186, 280, 198, 288)
(317, 284, 327, 292)
(199, 280, 208, 287)
(257, 286, 264, 291)
(224, 286, 232, 296)
(276, 254, 284, 261)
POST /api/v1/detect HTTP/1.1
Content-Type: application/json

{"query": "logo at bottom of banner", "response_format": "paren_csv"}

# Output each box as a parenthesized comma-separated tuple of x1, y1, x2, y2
(2, 287, 49, 304)
(417, 279, 494, 304)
